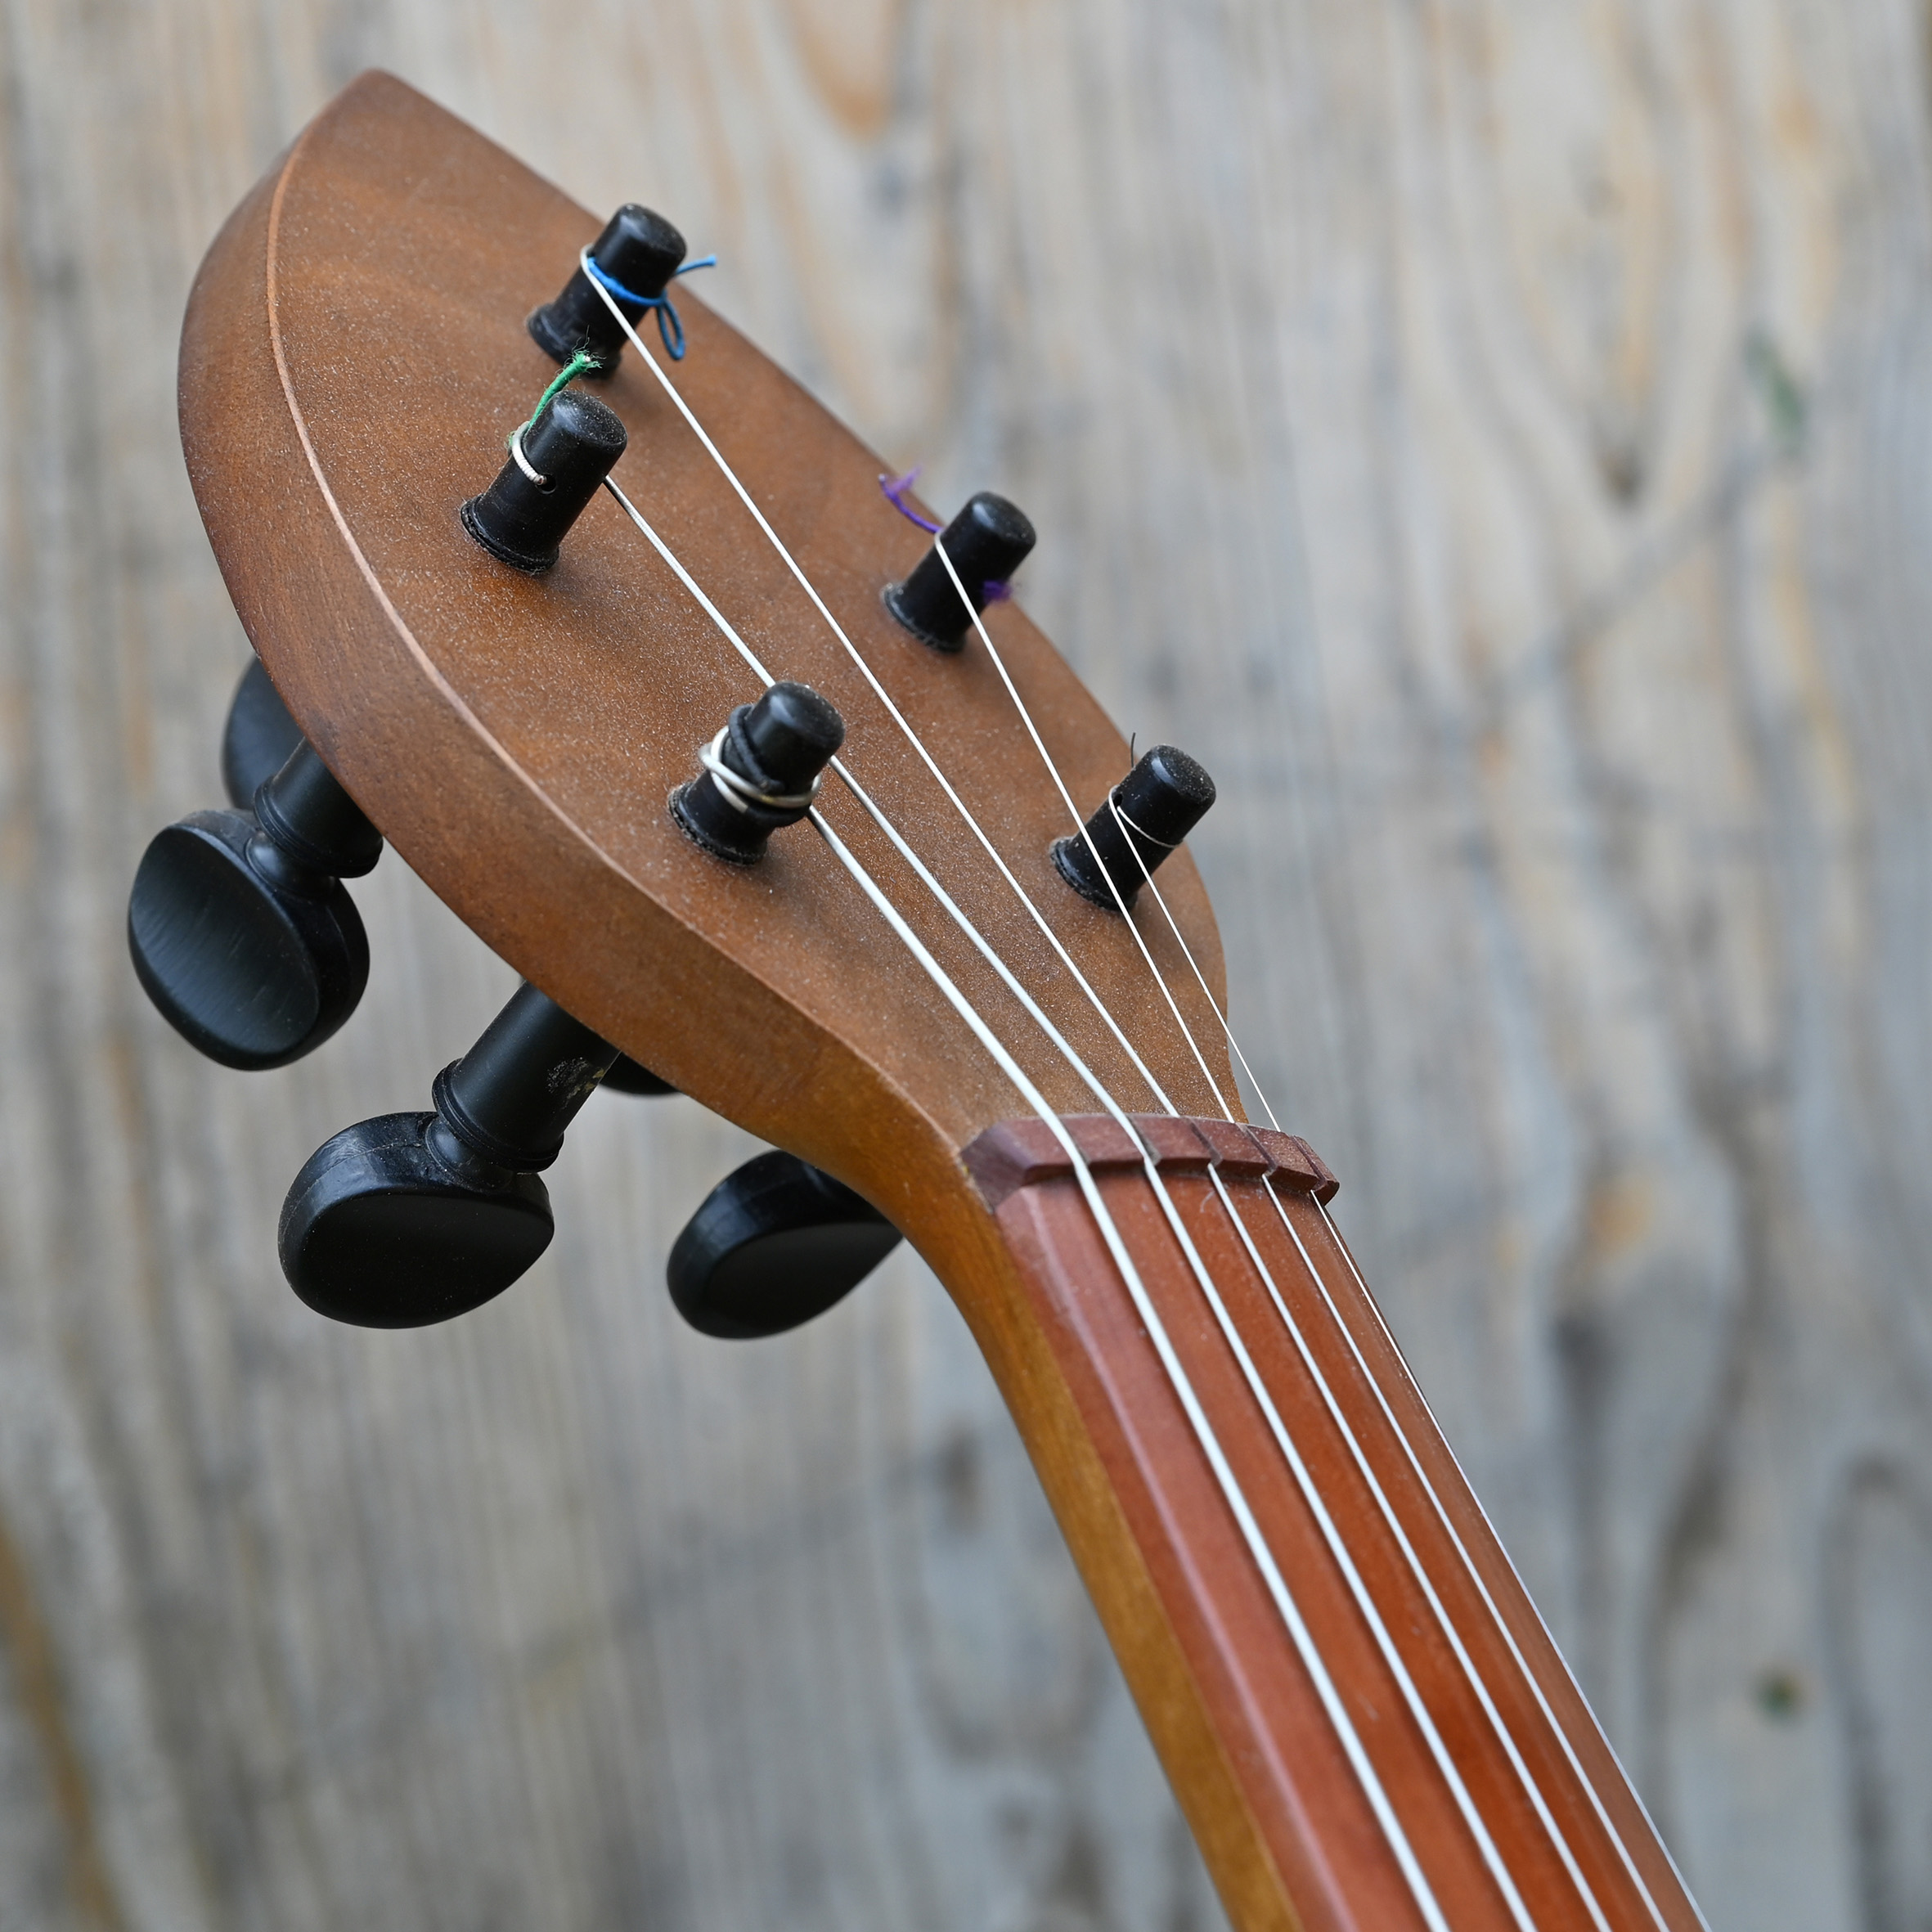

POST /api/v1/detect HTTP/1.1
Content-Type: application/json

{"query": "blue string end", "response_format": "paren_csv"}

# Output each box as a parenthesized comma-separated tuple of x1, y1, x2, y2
(582, 249, 717, 362)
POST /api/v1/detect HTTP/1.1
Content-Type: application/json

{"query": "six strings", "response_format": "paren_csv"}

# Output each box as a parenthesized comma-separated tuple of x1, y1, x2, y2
(577, 263, 1694, 1932)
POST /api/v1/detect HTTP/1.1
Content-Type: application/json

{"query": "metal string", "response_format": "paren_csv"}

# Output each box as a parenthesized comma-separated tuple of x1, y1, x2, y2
(931, 553, 1634, 1926)
(591, 475, 1450, 1930)
(578, 263, 1591, 1922)
(1082, 759, 1687, 1932)
(1079, 692, 1686, 1931)
(915, 544, 1594, 1926)
(1290, 1201, 1706, 1932)
(581, 255, 1188, 1123)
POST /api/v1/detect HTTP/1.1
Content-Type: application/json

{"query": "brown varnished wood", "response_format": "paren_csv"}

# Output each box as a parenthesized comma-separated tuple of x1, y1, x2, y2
(180, 70, 1233, 1215)
(176, 72, 1708, 1932)
(977, 1120, 1709, 1932)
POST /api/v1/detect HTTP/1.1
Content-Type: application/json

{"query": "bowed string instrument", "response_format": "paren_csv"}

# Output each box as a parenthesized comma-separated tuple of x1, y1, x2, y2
(129, 71, 1710, 1932)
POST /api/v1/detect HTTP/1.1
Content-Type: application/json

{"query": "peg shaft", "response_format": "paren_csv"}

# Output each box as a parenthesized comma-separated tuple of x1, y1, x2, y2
(461, 389, 627, 574)
(528, 204, 687, 371)
(672, 682, 846, 863)
(885, 492, 1036, 652)
(1052, 744, 1216, 912)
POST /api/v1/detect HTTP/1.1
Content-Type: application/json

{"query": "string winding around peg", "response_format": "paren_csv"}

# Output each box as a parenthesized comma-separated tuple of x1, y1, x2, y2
(582, 251, 717, 361)
(879, 469, 1012, 601)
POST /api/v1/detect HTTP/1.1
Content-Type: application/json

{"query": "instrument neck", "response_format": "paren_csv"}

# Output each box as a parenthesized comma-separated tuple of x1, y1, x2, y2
(955, 1112, 1703, 1932)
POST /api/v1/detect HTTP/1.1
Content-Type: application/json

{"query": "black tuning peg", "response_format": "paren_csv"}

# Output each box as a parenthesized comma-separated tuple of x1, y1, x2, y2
(885, 492, 1036, 652)
(1052, 743, 1216, 913)
(672, 681, 846, 864)
(221, 657, 304, 808)
(279, 982, 620, 1328)
(667, 1152, 901, 1340)
(128, 731, 383, 1071)
(528, 204, 687, 371)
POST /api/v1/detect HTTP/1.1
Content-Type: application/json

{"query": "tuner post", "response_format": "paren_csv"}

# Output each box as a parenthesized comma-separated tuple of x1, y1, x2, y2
(221, 658, 304, 809)
(885, 492, 1036, 652)
(461, 388, 627, 574)
(672, 682, 845, 864)
(1053, 744, 1216, 912)
(529, 204, 687, 371)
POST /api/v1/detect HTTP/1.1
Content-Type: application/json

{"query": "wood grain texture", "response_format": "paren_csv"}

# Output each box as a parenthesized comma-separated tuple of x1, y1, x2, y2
(0, 2, 1928, 1930)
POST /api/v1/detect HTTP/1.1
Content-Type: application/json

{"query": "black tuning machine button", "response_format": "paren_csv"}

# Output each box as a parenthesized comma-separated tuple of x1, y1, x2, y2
(672, 681, 846, 863)
(1053, 743, 1217, 913)
(279, 982, 621, 1328)
(885, 492, 1036, 652)
(461, 385, 627, 575)
(528, 204, 687, 371)
(668, 1152, 902, 1340)
(128, 735, 382, 1071)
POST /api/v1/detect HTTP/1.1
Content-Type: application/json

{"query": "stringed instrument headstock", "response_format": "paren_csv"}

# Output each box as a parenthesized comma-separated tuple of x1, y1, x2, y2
(131, 72, 1710, 1932)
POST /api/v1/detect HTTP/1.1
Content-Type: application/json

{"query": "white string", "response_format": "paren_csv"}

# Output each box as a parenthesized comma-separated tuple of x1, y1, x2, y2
(1298, 1195, 1705, 1932)
(1215, 1166, 1613, 1931)
(583, 257, 1189, 1123)
(604, 479, 1128, 1122)
(582, 275, 1635, 1921)
(595, 475, 1451, 1929)
(1104, 796, 1284, 1130)
(696, 727, 820, 812)
(932, 548, 1638, 1925)
(1091, 771, 1687, 1932)
(508, 421, 546, 487)
(928, 541, 1236, 1120)
(802, 799, 1450, 1932)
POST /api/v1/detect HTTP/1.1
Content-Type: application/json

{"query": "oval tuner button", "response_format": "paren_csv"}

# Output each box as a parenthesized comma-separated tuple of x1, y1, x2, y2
(279, 983, 620, 1328)
(128, 741, 382, 1070)
(667, 1152, 902, 1340)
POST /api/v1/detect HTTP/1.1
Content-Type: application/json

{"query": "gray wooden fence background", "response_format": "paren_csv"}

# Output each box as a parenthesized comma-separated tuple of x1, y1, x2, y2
(2, 0, 1930, 1927)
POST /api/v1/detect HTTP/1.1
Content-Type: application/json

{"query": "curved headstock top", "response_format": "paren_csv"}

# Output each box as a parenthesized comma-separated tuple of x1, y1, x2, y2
(181, 70, 1233, 1236)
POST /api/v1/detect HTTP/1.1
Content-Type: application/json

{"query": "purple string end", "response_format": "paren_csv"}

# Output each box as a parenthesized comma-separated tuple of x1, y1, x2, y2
(880, 469, 944, 534)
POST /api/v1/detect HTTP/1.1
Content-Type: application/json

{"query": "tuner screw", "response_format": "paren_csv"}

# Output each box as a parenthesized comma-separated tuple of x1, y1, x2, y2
(672, 681, 846, 864)
(128, 739, 382, 1070)
(461, 387, 627, 574)
(279, 982, 621, 1328)
(1052, 744, 1217, 912)
(529, 204, 687, 371)
(885, 492, 1036, 652)
(668, 1151, 901, 1339)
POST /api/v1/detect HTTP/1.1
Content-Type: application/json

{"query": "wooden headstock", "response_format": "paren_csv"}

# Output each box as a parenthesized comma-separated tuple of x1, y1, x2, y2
(180, 70, 1233, 1244)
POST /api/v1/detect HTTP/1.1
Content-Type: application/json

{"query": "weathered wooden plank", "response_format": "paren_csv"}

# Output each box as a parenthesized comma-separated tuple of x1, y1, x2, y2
(0, 0, 1926, 1927)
